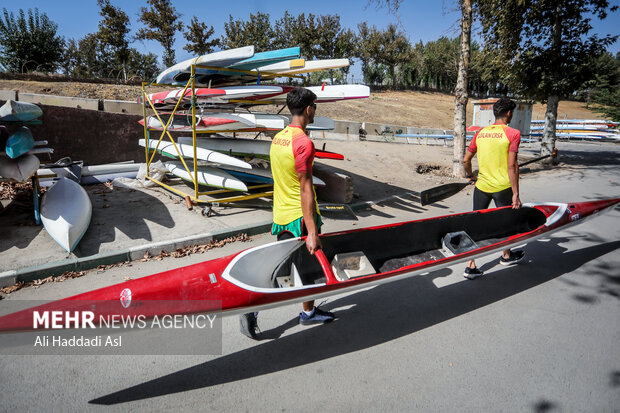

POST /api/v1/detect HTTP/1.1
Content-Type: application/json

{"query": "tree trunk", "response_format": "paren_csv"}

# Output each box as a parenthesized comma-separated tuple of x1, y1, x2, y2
(453, 0, 472, 178)
(541, 95, 559, 160)
(541, 3, 563, 164)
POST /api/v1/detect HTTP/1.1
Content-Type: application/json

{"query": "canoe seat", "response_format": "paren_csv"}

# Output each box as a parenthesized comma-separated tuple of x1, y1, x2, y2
(441, 231, 478, 256)
(331, 251, 376, 281)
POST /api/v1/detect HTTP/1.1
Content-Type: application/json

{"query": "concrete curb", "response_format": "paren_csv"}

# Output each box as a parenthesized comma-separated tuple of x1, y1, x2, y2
(0, 220, 272, 287)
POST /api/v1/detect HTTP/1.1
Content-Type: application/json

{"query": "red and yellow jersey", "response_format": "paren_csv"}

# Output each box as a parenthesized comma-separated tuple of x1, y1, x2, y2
(468, 123, 521, 193)
(270, 125, 319, 225)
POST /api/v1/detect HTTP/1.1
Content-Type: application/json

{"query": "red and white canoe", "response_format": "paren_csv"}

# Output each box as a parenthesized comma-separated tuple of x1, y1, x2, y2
(0, 198, 617, 332)
(138, 113, 255, 131)
(139, 85, 293, 109)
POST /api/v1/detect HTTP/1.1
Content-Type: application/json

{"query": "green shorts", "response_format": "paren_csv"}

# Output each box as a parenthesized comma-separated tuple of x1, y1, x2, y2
(272, 214, 323, 238)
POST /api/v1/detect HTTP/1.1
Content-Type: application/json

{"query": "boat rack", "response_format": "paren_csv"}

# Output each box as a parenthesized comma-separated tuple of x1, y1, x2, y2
(0, 118, 44, 225)
(140, 62, 302, 213)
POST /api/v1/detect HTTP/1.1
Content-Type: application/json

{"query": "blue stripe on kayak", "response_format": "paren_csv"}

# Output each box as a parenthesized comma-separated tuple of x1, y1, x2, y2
(229, 47, 300, 70)
(223, 169, 273, 184)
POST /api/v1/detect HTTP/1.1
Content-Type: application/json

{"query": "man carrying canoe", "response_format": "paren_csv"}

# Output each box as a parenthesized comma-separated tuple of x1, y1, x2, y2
(240, 87, 335, 339)
(462, 97, 525, 279)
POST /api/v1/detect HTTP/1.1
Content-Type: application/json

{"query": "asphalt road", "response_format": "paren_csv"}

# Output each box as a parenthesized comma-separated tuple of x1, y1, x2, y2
(0, 141, 618, 412)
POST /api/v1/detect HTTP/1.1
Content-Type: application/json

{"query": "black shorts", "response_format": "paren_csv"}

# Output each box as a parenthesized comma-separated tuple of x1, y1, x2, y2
(473, 187, 513, 211)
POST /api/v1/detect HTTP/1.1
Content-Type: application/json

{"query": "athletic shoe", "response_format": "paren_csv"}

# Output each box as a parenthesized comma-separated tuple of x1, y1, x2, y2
(499, 250, 525, 266)
(239, 312, 260, 339)
(299, 307, 335, 325)
(463, 267, 484, 279)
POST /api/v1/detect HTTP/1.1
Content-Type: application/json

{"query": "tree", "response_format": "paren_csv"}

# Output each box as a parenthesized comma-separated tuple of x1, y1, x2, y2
(221, 12, 274, 52)
(126, 48, 159, 80)
(453, 0, 472, 177)
(136, 0, 183, 67)
(183, 16, 219, 55)
(356, 22, 411, 87)
(96, 0, 131, 80)
(0, 8, 64, 73)
(478, 0, 618, 161)
(587, 51, 620, 121)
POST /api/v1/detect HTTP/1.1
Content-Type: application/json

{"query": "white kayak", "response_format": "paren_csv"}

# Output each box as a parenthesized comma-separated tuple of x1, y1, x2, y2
(165, 161, 248, 191)
(0, 154, 40, 182)
(40, 177, 92, 253)
(261, 84, 371, 104)
(138, 139, 251, 169)
(156, 46, 255, 85)
(0, 100, 43, 122)
(179, 136, 271, 158)
(142, 85, 288, 108)
(220, 164, 326, 187)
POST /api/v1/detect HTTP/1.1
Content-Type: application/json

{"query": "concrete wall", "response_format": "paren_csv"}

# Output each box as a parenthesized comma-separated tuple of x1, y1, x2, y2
(1, 89, 462, 165)
(1, 100, 145, 165)
(19, 93, 100, 111)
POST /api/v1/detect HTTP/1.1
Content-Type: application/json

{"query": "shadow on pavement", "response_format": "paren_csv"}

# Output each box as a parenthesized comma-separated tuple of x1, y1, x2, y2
(74, 186, 175, 256)
(0, 200, 42, 253)
(90, 236, 620, 405)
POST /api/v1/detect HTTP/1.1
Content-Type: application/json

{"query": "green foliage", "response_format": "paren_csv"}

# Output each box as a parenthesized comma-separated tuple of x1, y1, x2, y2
(96, 0, 131, 79)
(221, 12, 275, 52)
(183, 16, 219, 55)
(62, 32, 158, 80)
(0, 8, 65, 73)
(586, 51, 620, 121)
(356, 23, 410, 87)
(477, 0, 618, 102)
(136, 0, 183, 67)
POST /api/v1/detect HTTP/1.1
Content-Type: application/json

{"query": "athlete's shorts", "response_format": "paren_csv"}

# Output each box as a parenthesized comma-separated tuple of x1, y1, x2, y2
(473, 187, 513, 211)
(273, 213, 323, 240)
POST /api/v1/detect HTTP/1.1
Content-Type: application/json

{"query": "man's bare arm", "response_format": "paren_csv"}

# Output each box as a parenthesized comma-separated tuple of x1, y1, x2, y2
(298, 171, 321, 254)
(507, 151, 521, 208)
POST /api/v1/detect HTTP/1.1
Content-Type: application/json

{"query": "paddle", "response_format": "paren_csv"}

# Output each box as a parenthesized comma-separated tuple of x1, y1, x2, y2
(420, 182, 472, 206)
(420, 149, 560, 206)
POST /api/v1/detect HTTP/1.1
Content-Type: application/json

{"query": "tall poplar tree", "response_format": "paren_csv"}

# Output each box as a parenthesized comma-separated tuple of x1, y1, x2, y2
(136, 0, 183, 67)
(96, 0, 130, 79)
(183, 16, 219, 55)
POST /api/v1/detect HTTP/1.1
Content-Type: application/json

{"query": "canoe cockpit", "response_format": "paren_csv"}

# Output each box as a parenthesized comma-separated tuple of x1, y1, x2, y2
(222, 206, 549, 292)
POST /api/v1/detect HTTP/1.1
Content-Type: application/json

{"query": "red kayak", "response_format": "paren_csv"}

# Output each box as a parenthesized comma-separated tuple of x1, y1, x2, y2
(139, 86, 293, 109)
(1, 198, 617, 332)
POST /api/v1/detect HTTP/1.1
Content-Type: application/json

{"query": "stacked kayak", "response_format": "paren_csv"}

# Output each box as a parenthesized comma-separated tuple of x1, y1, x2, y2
(0, 102, 91, 254)
(0, 102, 53, 182)
(530, 119, 620, 141)
(141, 45, 368, 192)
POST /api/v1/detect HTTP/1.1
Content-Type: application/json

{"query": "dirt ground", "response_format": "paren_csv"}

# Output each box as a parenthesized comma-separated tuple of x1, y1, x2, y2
(0, 79, 604, 129)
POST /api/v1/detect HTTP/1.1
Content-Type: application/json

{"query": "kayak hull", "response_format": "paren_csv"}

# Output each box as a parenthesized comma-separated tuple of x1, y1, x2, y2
(40, 178, 92, 253)
(1, 199, 617, 331)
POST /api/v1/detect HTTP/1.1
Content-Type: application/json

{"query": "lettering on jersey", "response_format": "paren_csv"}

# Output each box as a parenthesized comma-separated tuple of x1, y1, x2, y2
(272, 137, 291, 147)
(478, 131, 505, 139)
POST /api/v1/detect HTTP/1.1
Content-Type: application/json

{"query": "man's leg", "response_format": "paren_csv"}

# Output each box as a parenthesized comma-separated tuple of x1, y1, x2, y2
(276, 231, 317, 311)
(465, 187, 492, 279)
(293, 222, 334, 325)
(492, 188, 525, 265)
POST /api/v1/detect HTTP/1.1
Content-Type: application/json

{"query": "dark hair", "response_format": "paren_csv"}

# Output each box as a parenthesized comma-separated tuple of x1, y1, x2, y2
(493, 97, 516, 118)
(287, 87, 317, 116)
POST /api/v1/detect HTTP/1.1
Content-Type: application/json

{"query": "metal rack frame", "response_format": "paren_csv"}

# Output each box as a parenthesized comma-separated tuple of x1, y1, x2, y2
(140, 62, 303, 208)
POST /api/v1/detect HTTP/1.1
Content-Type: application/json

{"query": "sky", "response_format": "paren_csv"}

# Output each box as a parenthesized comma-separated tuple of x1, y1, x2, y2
(3, 0, 620, 77)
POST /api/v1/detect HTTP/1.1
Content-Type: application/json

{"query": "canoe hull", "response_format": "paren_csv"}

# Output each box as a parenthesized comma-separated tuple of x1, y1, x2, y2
(138, 138, 251, 169)
(1, 199, 617, 332)
(40, 178, 92, 253)
(165, 161, 248, 191)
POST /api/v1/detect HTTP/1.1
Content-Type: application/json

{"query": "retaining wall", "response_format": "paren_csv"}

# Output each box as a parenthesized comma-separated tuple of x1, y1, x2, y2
(2, 89, 458, 165)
